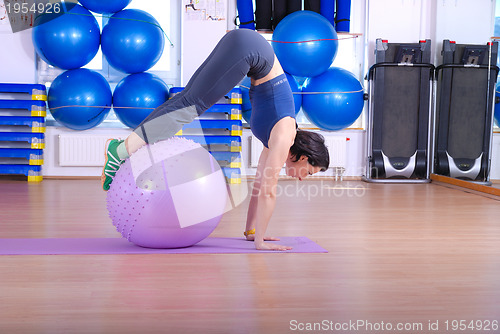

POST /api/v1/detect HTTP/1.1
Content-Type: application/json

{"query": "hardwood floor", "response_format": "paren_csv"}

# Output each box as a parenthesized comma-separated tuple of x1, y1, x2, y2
(0, 179, 499, 334)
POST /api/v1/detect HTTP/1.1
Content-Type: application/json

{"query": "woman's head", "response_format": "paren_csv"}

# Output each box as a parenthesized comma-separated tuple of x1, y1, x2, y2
(286, 130, 330, 180)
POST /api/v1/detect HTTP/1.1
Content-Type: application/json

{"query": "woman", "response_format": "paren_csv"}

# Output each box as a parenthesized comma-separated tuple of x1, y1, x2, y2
(102, 29, 330, 251)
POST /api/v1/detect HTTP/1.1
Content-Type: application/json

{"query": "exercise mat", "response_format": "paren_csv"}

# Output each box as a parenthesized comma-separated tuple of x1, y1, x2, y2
(0, 237, 327, 255)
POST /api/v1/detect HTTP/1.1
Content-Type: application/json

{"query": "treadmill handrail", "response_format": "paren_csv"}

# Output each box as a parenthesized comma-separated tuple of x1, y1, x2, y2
(435, 63, 500, 79)
(368, 62, 435, 80)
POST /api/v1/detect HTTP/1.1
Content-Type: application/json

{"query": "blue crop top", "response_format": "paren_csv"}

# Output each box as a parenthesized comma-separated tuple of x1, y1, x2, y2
(249, 74, 296, 148)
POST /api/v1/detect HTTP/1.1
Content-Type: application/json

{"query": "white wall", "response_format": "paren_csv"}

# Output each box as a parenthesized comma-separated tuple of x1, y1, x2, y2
(0, 28, 36, 83)
(491, 133, 500, 180)
(180, 0, 228, 85)
(432, 0, 496, 64)
(366, 0, 432, 66)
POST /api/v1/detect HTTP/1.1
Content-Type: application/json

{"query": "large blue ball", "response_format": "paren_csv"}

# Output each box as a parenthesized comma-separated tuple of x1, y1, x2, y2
(495, 83, 500, 127)
(272, 10, 338, 77)
(48, 69, 112, 130)
(32, 4, 100, 70)
(113, 73, 169, 129)
(287, 72, 303, 115)
(239, 73, 302, 123)
(78, 0, 131, 14)
(240, 76, 252, 123)
(302, 67, 364, 131)
(101, 9, 165, 74)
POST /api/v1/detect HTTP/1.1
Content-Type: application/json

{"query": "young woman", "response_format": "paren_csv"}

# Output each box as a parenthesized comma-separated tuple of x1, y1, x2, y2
(102, 29, 330, 251)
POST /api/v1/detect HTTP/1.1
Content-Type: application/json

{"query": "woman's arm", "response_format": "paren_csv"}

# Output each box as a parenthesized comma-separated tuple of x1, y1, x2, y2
(245, 148, 281, 243)
(245, 149, 265, 234)
(249, 117, 296, 251)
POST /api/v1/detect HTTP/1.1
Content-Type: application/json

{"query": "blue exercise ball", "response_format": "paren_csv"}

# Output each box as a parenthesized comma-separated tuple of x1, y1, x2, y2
(286, 72, 303, 115)
(32, 4, 100, 70)
(113, 73, 169, 129)
(239, 73, 302, 123)
(78, 0, 131, 14)
(101, 9, 165, 74)
(240, 76, 252, 123)
(272, 10, 338, 78)
(48, 69, 112, 130)
(302, 67, 364, 131)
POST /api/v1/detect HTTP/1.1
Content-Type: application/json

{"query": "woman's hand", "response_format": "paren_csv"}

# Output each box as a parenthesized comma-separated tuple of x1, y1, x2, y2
(245, 234, 280, 242)
(245, 234, 292, 251)
(254, 240, 293, 251)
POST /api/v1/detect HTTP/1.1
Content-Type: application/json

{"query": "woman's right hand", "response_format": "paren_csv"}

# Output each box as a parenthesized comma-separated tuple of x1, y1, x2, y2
(254, 240, 292, 251)
(245, 234, 280, 242)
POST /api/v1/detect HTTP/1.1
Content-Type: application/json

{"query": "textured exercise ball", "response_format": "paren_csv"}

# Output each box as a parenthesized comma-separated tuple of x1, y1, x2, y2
(101, 9, 165, 74)
(78, 0, 131, 14)
(32, 4, 100, 70)
(239, 73, 302, 123)
(495, 84, 500, 127)
(113, 73, 169, 129)
(107, 137, 228, 248)
(48, 69, 112, 130)
(302, 67, 364, 131)
(272, 10, 338, 77)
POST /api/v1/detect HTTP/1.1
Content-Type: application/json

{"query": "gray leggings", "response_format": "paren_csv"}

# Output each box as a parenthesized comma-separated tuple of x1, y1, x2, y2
(133, 29, 275, 144)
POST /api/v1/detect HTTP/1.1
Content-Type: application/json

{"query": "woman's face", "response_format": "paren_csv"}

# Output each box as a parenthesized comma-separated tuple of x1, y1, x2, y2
(285, 154, 323, 181)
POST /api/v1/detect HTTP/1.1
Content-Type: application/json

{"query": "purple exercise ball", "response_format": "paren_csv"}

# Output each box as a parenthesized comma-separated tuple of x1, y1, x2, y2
(107, 137, 228, 248)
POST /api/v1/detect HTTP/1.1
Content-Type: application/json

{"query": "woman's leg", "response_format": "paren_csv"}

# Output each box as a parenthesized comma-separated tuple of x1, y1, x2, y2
(102, 30, 271, 190)
(131, 29, 268, 148)
(124, 29, 274, 156)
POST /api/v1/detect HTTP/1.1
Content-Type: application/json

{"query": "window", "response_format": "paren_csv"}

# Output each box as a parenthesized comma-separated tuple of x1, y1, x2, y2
(38, 0, 181, 127)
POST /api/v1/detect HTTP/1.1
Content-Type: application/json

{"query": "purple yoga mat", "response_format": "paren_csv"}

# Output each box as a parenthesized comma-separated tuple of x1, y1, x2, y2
(0, 237, 327, 255)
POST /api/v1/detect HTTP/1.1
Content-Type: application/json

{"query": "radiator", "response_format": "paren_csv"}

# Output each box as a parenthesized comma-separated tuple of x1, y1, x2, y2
(58, 134, 112, 167)
(325, 136, 349, 180)
(325, 136, 348, 168)
(250, 135, 349, 175)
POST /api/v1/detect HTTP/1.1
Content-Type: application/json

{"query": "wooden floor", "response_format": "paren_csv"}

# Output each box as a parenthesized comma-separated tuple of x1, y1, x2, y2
(1, 179, 499, 334)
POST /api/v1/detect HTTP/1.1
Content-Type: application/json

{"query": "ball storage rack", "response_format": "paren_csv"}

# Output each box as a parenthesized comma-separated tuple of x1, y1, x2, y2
(0, 83, 47, 182)
(171, 87, 243, 184)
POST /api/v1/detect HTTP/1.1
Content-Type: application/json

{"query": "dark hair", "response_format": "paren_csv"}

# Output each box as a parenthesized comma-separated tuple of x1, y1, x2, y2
(289, 130, 329, 171)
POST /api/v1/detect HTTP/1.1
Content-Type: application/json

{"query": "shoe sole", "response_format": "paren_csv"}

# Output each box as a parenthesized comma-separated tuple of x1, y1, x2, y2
(101, 138, 114, 191)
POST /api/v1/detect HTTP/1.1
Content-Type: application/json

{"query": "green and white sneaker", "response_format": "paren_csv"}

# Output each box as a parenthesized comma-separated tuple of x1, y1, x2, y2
(101, 139, 125, 191)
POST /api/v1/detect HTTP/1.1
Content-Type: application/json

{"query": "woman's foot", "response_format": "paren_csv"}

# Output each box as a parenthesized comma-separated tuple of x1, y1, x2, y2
(101, 139, 125, 191)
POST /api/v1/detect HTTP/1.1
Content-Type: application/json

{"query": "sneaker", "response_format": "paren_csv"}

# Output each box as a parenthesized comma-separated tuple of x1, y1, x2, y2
(101, 139, 125, 191)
